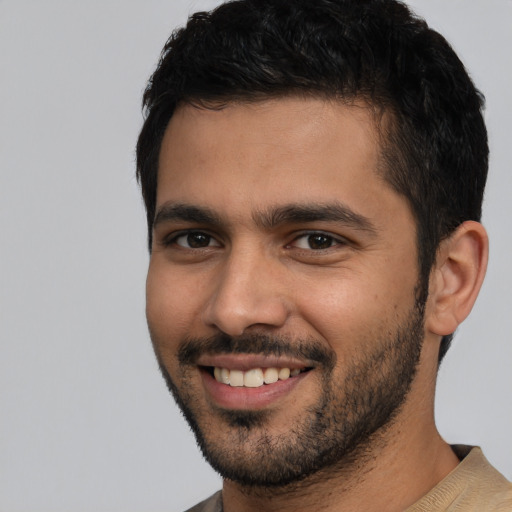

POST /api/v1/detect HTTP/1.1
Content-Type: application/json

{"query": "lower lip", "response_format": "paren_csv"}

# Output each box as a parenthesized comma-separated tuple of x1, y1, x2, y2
(200, 368, 310, 410)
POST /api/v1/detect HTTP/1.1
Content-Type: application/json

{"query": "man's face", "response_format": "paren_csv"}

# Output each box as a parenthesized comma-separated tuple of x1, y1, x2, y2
(146, 98, 425, 486)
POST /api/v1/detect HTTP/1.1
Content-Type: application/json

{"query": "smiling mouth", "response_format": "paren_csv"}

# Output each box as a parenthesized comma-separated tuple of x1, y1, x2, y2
(205, 366, 312, 388)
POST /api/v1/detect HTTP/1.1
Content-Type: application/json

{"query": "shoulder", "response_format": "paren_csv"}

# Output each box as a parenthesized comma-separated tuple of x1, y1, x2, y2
(184, 491, 222, 512)
(407, 446, 512, 511)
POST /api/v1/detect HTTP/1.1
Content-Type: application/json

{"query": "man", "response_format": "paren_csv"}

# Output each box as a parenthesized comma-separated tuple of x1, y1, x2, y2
(136, 0, 512, 510)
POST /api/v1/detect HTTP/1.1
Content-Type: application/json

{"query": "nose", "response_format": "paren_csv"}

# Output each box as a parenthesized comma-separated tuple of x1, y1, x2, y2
(202, 247, 291, 336)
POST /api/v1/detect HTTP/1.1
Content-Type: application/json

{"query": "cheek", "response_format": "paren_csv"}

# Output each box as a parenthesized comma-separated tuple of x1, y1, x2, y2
(295, 268, 416, 353)
(145, 262, 201, 346)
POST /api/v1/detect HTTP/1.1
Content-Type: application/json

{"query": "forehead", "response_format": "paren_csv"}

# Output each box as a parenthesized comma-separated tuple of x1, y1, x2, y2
(156, 97, 404, 225)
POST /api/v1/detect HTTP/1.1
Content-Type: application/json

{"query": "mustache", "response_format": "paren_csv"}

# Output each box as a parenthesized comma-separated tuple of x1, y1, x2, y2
(178, 332, 336, 368)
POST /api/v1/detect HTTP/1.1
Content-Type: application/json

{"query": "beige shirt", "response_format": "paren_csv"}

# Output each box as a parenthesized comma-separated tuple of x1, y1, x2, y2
(186, 446, 512, 511)
(406, 445, 512, 511)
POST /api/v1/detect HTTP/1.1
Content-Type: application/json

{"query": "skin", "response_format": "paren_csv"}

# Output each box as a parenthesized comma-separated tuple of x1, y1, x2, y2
(146, 97, 488, 511)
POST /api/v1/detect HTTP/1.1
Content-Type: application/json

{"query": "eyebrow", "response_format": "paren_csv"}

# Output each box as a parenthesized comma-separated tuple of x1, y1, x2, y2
(254, 203, 377, 235)
(153, 201, 377, 236)
(153, 203, 222, 227)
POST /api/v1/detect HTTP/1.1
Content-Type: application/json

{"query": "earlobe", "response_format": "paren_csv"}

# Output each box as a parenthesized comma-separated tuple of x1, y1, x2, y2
(425, 221, 488, 336)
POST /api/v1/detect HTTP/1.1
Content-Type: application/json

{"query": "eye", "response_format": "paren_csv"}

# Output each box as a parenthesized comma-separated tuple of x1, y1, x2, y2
(291, 232, 343, 250)
(173, 231, 221, 249)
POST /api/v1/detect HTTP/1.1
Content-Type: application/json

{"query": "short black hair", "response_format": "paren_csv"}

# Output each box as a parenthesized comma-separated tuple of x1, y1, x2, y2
(136, 0, 488, 362)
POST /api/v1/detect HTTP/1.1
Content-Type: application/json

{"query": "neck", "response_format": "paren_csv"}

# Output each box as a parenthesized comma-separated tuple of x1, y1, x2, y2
(222, 422, 457, 512)
(221, 358, 459, 512)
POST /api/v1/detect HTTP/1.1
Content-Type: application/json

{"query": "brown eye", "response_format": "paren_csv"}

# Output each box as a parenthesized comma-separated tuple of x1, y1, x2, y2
(174, 232, 220, 248)
(292, 232, 340, 250)
(306, 234, 334, 249)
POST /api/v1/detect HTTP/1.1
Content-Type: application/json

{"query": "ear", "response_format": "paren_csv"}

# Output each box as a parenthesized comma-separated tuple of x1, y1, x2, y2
(425, 221, 488, 336)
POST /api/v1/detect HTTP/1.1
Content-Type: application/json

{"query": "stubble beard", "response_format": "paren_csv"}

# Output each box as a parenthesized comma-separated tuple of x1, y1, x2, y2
(153, 300, 425, 490)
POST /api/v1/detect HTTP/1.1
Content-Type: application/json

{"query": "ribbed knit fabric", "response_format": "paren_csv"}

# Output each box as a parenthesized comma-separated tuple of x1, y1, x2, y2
(406, 446, 512, 511)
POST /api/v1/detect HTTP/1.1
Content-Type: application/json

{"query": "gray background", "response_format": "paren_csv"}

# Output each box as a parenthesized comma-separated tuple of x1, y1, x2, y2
(1, 1, 510, 510)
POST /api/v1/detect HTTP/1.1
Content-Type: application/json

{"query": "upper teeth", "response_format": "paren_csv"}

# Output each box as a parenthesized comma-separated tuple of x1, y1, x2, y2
(213, 367, 302, 387)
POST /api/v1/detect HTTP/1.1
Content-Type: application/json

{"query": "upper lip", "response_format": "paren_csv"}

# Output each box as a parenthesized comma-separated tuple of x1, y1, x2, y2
(196, 353, 314, 371)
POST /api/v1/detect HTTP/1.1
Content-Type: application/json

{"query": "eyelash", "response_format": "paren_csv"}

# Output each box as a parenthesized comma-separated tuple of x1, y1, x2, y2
(162, 230, 347, 252)
(289, 231, 347, 251)
(163, 230, 220, 249)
